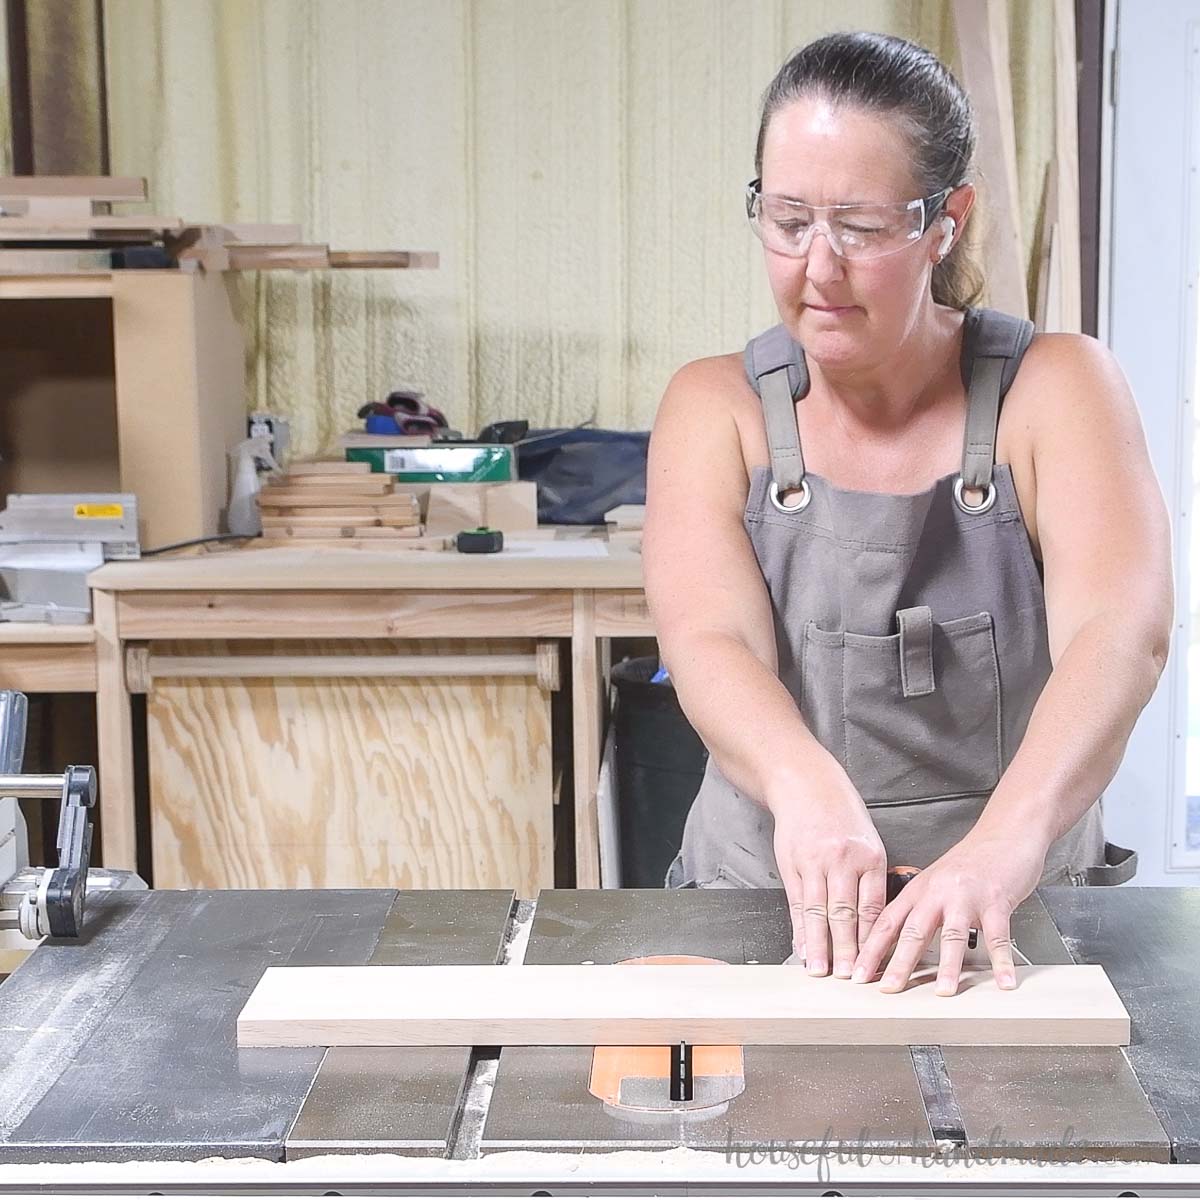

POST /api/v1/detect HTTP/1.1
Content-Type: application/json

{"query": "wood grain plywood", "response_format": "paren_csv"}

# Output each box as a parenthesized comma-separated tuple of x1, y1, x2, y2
(237, 962, 1131, 1049)
(115, 590, 574, 639)
(0, 645, 97, 692)
(148, 638, 553, 893)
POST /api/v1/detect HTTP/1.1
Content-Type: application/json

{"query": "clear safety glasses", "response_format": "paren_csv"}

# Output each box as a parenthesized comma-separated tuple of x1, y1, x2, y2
(745, 180, 952, 261)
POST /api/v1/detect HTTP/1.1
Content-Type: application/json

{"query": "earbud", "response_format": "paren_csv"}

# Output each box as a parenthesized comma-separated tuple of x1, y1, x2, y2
(935, 216, 956, 261)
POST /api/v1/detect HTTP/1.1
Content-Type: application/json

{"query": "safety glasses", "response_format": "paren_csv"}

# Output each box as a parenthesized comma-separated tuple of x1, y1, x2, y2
(745, 180, 952, 260)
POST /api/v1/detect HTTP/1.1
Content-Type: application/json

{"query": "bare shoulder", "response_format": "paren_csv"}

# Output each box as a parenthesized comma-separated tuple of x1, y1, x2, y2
(999, 332, 1151, 557)
(653, 351, 769, 474)
(1004, 331, 1141, 447)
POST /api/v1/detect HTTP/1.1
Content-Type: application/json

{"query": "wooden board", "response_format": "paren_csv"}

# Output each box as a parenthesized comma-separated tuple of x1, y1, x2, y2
(236, 962, 1131, 1049)
(0, 929, 39, 977)
(259, 513, 387, 528)
(89, 541, 639, 591)
(285, 460, 371, 476)
(423, 482, 538, 537)
(147, 638, 554, 893)
(256, 506, 417, 525)
(257, 525, 419, 540)
(110, 270, 248, 549)
(257, 490, 415, 507)
(1051, 0, 1082, 332)
(604, 504, 644, 531)
(0, 176, 147, 200)
(268, 474, 394, 494)
(953, 0, 1029, 318)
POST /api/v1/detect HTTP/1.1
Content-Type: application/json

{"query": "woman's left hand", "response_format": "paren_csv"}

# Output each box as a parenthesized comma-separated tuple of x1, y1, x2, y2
(850, 830, 1048, 996)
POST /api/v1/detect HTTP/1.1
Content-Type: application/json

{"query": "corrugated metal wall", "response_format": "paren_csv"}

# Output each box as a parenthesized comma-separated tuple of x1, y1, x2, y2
(102, 0, 1056, 454)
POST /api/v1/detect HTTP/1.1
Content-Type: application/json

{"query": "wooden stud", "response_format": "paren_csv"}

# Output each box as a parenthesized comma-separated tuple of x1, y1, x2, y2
(953, 0, 1029, 317)
(93, 590, 137, 870)
(572, 592, 602, 888)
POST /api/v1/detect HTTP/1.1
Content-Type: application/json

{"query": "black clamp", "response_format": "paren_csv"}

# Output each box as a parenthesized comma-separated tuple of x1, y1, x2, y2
(44, 765, 96, 938)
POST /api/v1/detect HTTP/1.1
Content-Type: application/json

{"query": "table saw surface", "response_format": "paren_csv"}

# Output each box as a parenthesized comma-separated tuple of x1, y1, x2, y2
(0, 885, 1196, 1184)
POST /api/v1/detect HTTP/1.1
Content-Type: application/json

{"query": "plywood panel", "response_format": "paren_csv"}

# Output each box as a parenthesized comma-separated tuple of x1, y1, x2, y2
(147, 638, 553, 894)
(111, 271, 247, 549)
(237, 962, 1131, 1048)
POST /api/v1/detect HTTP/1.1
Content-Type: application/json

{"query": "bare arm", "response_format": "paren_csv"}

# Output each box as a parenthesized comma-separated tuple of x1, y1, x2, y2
(644, 356, 886, 974)
(642, 356, 839, 805)
(974, 334, 1173, 845)
(854, 334, 1173, 995)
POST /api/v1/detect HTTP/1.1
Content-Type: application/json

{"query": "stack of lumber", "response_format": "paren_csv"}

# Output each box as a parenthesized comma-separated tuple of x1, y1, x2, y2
(256, 461, 423, 547)
(0, 176, 439, 276)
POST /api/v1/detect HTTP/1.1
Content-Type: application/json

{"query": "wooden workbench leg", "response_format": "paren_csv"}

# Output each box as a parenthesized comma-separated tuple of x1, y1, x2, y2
(572, 592, 602, 888)
(93, 590, 137, 870)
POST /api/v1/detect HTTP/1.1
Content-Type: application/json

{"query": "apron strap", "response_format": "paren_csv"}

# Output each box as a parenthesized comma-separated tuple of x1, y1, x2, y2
(743, 324, 811, 494)
(744, 310, 1036, 498)
(1073, 841, 1138, 886)
(958, 307, 1036, 494)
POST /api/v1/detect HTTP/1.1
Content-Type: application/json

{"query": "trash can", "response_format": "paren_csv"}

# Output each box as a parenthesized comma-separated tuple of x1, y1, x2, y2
(609, 657, 708, 887)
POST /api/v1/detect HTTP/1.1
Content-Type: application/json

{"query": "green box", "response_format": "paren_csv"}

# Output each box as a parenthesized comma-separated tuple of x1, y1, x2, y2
(346, 444, 516, 483)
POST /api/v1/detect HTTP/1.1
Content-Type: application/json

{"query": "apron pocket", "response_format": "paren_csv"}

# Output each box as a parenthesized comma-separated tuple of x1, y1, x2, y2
(801, 611, 1003, 806)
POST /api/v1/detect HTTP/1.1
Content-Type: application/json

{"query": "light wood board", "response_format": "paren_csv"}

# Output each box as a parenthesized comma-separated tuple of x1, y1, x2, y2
(953, 0, 1029, 318)
(89, 542, 640, 591)
(147, 637, 554, 893)
(236, 962, 1131, 1048)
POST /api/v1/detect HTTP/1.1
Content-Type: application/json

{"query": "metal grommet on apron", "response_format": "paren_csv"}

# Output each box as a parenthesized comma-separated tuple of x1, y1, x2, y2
(952, 476, 997, 514)
(768, 480, 812, 513)
(669, 306, 1128, 892)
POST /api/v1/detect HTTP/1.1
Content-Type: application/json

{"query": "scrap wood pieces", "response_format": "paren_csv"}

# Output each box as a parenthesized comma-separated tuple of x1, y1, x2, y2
(256, 460, 423, 548)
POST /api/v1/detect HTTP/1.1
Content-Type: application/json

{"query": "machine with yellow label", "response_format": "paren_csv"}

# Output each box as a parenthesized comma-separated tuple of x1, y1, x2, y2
(0, 493, 139, 623)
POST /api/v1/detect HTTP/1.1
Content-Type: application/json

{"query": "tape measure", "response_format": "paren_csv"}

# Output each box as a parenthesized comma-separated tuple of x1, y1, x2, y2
(456, 526, 504, 554)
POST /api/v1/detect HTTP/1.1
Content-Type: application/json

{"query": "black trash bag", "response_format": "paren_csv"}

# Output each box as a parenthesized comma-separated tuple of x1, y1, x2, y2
(610, 657, 709, 888)
(516, 427, 649, 525)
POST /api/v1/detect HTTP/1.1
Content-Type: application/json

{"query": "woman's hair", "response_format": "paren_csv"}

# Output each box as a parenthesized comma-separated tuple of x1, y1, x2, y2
(755, 31, 985, 311)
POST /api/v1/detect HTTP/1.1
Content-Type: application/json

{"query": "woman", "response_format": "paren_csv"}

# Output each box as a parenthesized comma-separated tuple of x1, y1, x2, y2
(643, 32, 1173, 998)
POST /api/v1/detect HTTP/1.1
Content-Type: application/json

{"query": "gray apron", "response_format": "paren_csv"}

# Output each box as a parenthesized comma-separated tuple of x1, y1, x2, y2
(667, 306, 1136, 891)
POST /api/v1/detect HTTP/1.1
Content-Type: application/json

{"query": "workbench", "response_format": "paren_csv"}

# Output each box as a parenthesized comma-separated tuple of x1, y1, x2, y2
(0, 622, 97, 694)
(0, 885, 1195, 1194)
(87, 543, 652, 889)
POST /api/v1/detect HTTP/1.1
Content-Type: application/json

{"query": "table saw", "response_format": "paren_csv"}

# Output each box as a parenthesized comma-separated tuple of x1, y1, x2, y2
(0, 883, 1198, 1194)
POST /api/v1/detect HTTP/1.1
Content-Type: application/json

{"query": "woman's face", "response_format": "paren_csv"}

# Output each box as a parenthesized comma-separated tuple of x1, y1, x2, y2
(757, 97, 966, 367)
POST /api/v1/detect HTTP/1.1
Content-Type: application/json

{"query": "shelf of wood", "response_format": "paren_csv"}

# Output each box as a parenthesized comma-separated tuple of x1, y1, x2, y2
(0, 622, 95, 644)
(0, 274, 115, 299)
(0, 623, 98, 691)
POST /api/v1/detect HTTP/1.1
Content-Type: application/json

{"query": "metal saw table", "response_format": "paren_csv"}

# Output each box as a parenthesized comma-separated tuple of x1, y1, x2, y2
(0, 884, 1197, 1195)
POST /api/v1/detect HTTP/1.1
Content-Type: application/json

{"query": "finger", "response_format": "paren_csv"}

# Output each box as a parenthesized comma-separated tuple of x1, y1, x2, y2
(852, 892, 910, 984)
(802, 870, 831, 976)
(856, 864, 887, 952)
(827, 869, 860, 978)
(879, 907, 936, 993)
(934, 913, 972, 997)
(981, 905, 1018, 990)
(781, 864, 807, 960)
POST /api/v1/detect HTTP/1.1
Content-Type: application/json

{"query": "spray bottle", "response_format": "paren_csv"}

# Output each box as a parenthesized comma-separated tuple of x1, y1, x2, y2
(227, 435, 282, 537)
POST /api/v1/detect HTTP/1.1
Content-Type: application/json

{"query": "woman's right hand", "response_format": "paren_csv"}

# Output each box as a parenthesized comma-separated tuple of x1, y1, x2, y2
(768, 769, 888, 979)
